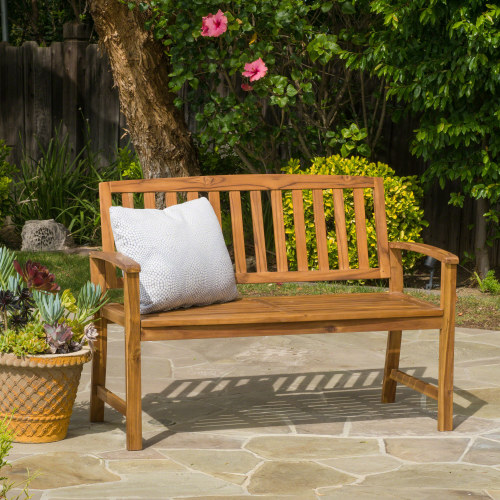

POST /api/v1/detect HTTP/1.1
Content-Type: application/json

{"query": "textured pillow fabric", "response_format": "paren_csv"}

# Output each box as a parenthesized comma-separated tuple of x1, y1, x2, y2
(109, 197, 238, 314)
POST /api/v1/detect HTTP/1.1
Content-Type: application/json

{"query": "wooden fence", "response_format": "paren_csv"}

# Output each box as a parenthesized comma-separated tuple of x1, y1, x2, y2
(0, 25, 498, 267)
(0, 23, 126, 168)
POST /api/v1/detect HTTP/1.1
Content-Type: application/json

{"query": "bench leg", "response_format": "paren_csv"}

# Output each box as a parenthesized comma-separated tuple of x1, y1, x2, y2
(381, 330, 402, 403)
(438, 261, 456, 431)
(438, 323, 455, 431)
(90, 316, 107, 422)
(124, 274, 143, 451)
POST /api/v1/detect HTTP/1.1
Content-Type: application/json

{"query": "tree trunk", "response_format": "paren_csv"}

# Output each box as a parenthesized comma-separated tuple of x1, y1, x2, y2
(88, 0, 200, 179)
(474, 197, 490, 278)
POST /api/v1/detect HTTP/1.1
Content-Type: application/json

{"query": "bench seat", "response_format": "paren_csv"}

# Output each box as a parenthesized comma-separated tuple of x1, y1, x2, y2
(101, 293, 443, 341)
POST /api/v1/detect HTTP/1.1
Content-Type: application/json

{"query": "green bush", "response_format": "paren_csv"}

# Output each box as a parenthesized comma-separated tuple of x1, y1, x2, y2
(0, 141, 16, 227)
(282, 155, 427, 271)
(475, 270, 500, 295)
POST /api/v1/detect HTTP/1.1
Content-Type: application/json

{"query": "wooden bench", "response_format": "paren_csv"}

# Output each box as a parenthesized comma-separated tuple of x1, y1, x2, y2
(89, 174, 458, 451)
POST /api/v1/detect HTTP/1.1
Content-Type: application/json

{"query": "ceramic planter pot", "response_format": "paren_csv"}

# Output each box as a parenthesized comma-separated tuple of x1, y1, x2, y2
(0, 347, 91, 443)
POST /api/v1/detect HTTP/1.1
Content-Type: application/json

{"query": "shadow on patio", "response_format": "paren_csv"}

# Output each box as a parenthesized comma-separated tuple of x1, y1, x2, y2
(99, 367, 490, 446)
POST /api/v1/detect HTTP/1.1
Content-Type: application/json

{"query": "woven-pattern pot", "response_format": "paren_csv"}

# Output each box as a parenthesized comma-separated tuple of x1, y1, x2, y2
(0, 348, 91, 443)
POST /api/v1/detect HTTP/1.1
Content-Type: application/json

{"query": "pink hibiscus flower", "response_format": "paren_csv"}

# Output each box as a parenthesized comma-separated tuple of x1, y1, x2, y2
(201, 10, 228, 37)
(241, 83, 254, 91)
(242, 58, 268, 82)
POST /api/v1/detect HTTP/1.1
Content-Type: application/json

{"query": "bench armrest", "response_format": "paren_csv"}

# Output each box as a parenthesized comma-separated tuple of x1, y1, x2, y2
(389, 242, 459, 265)
(89, 251, 141, 273)
(388, 242, 458, 320)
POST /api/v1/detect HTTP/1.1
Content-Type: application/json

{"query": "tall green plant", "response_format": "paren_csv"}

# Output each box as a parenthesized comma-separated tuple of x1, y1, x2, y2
(14, 132, 89, 226)
(12, 129, 130, 246)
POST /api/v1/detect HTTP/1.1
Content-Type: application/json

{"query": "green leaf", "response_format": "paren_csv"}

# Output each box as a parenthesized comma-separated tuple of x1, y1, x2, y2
(321, 2, 333, 13)
(286, 84, 298, 97)
(341, 2, 356, 15)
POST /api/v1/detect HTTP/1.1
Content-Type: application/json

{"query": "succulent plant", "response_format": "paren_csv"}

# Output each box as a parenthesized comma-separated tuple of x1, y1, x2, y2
(82, 323, 98, 352)
(44, 322, 74, 354)
(0, 279, 35, 332)
(0, 290, 15, 312)
(32, 291, 64, 325)
(0, 290, 15, 332)
(75, 282, 105, 324)
(0, 247, 15, 289)
(13, 260, 60, 293)
(0, 246, 107, 356)
(6, 275, 21, 294)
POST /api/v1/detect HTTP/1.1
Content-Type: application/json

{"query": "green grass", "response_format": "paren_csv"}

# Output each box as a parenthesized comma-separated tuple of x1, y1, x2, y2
(15, 252, 122, 302)
(15, 252, 500, 330)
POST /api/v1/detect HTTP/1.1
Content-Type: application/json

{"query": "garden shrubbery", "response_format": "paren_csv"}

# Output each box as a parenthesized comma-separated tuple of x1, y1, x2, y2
(282, 155, 427, 271)
(0, 141, 16, 228)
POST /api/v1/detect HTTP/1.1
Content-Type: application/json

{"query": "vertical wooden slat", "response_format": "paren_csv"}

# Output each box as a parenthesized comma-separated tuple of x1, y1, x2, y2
(312, 189, 329, 271)
(353, 188, 370, 269)
(165, 192, 177, 207)
(250, 191, 268, 272)
(271, 190, 288, 272)
(187, 191, 198, 201)
(208, 191, 222, 227)
(389, 247, 404, 293)
(144, 193, 156, 208)
(99, 182, 118, 288)
(122, 193, 134, 208)
(99, 184, 113, 249)
(373, 178, 391, 275)
(292, 190, 308, 272)
(332, 189, 349, 270)
(229, 191, 247, 273)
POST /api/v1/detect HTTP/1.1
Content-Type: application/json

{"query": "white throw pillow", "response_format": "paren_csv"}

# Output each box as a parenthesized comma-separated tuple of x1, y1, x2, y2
(109, 197, 238, 314)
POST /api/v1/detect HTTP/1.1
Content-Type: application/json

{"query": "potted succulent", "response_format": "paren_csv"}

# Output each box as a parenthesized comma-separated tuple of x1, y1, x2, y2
(0, 246, 107, 443)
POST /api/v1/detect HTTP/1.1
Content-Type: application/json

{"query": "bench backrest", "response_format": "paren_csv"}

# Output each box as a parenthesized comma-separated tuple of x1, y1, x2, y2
(99, 174, 391, 286)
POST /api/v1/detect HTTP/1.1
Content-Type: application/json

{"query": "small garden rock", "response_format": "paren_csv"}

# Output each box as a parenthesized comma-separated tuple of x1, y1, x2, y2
(21, 219, 74, 251)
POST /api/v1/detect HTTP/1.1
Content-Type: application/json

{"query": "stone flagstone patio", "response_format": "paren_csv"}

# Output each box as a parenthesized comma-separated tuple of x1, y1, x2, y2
(6, 324, 500, 499)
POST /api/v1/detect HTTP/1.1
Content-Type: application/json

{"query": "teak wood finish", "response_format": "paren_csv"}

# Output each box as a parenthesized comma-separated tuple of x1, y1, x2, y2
(90, 174, 458, 450)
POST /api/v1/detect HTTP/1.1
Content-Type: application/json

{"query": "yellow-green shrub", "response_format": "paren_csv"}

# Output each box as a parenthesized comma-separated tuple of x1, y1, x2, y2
(282, 155, 427, 272)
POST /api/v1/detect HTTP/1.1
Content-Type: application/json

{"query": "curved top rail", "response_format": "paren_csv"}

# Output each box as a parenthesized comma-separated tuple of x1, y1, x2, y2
(105, 174, 377, 193)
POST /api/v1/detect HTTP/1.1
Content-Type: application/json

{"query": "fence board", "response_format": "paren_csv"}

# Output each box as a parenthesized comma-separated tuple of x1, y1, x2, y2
(0, 44, 24, 166)
(86, 46, 120, 165)
(51, 42, 64, 135)
(23, 42, 53, 159)
(63, 38, 87, 157)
